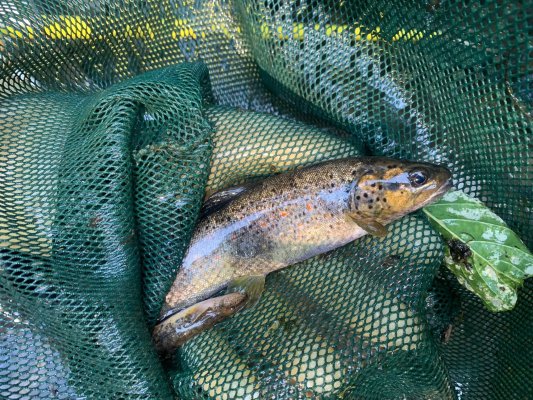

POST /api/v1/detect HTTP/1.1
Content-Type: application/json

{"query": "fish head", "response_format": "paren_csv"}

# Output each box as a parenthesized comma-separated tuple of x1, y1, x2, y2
(348, 157, 453, 225)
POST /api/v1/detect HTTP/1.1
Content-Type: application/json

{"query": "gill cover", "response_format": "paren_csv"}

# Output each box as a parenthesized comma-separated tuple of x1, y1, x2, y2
(347, 170, 388, 237)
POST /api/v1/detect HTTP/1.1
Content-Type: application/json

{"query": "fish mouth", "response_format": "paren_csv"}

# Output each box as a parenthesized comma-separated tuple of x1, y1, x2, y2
(418, 178, 454, 208)
(438, 177, 454, 196)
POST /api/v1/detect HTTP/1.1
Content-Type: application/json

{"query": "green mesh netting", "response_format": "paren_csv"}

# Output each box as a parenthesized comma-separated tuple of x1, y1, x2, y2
(173, 215, 452, 399)
(0, 0, 531, 399)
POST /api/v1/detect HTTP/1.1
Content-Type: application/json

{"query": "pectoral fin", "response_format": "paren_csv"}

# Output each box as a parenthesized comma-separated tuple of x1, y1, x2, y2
(227, 274, 266, 308)
(348, 213, 388, 237)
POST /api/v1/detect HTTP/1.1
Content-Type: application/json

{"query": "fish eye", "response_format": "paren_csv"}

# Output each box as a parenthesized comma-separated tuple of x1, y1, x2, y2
(409, 170, 428, 187)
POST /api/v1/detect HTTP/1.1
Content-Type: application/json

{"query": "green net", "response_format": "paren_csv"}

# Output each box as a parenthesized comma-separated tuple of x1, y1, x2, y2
(0, 0, 531, 399)
(173, 215, 452, 399)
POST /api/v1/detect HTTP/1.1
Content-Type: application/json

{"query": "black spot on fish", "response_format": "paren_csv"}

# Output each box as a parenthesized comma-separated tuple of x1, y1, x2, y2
(363, 193, 368, 198)
(378, 185, 383, 190)
(387, 165, 397, 169)
(376, 198, 380, 202)
(383, 198, 387, 202)
(368, 199, 373, 203)
(371, 183, 376, 188)
(356, 195, 361, 200)
(368, 205, 373, 209)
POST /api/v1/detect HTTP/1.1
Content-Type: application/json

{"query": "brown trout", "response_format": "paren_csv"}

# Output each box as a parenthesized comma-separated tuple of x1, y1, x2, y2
(159, 157, 452, 326)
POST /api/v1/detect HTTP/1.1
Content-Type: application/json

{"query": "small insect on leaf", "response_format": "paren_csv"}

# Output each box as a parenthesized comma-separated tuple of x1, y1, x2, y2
(423, 190, 533, 312)
(447, 239, 472, 271)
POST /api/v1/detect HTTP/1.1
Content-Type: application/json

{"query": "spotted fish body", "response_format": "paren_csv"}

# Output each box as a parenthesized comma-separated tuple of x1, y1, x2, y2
(162, 157, 452, 318)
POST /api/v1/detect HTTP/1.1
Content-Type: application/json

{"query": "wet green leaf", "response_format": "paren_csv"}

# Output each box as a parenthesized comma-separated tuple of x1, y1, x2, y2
(423, 191, 533, 312)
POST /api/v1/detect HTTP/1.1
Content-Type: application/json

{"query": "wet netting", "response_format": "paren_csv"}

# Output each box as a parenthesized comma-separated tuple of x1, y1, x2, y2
(0, 0, 531, 399)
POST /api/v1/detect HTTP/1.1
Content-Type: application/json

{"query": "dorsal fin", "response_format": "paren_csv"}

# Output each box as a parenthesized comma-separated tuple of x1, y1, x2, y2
(200, 181, 258, 219)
